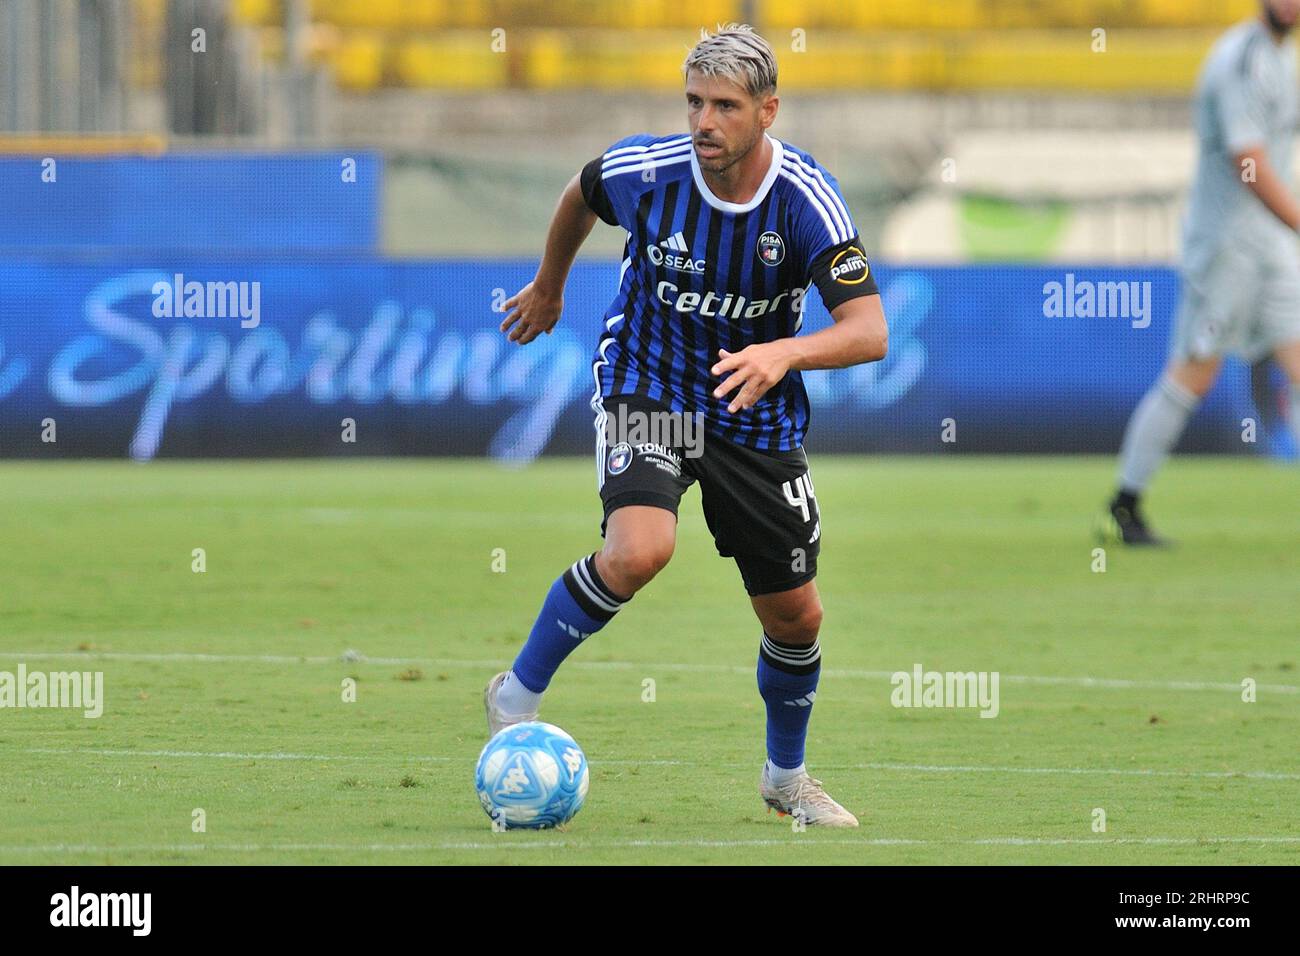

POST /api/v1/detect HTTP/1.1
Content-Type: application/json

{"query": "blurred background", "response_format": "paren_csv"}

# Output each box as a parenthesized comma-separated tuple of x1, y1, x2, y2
(0, 0, 1294, 460)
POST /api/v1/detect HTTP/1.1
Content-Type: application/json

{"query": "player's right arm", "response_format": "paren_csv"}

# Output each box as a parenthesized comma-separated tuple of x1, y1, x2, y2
(500, 172, 599, 345)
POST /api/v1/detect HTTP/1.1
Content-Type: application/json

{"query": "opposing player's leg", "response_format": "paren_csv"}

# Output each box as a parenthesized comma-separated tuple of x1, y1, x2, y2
(1254, 237, 1300, 453)
(1274, 340, 1300, 449)
(1107, 241, 1266, 544)
(1108, 355, 1221, 544)
(485, 395, 688, 736)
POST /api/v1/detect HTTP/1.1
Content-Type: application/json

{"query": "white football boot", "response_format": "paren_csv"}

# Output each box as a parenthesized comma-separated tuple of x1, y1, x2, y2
(483, 671, 539, 737)
(760, 763, 860, 827)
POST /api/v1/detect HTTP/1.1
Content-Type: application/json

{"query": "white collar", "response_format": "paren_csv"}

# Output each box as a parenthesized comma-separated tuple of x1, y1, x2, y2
(690, 133, 784, 213)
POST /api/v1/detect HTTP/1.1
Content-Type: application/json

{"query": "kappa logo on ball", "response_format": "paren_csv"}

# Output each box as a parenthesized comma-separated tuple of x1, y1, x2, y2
(606, 442, 633, 475)
(756, 231, 785, 266)
(830, 246, 869, 284)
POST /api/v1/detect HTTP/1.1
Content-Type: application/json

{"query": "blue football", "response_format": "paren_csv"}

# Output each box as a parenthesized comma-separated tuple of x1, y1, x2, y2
(474, 721, 589, 829)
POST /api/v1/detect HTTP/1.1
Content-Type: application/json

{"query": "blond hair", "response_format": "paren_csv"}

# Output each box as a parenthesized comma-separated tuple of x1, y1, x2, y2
(682, 23, 777, 97)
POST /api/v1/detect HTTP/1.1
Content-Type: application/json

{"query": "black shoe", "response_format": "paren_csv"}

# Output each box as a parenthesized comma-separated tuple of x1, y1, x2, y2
(1103, 494, 1171, 547)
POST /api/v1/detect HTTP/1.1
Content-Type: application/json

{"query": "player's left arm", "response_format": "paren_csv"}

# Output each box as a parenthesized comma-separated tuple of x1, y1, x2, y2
(1233, 146, 1300, 231)
(781, 293, 888, 371)
(712, 239, 888, 414)
(1218, 45, 1300, 233)
(711, 296, 887, 414)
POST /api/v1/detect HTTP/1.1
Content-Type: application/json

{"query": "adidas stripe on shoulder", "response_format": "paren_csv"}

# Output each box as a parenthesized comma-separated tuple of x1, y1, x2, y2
(601, 135, 692, 179)
(778, 152, 854, 245)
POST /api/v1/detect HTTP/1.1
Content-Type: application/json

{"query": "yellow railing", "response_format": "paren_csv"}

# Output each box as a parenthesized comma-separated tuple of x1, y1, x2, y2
(0, 135, 168, 155)
(208, 1, 1264, 92)
(306, 28, 1224, 92)
(231, 0, 1258, 30)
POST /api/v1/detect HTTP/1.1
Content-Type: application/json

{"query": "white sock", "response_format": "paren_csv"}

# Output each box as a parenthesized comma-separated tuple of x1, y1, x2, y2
(1117, 374, 1200, 492)
(765, 759, 806, 786)
(497, 670, 542, 717)
(1290, 386, 1300, 451)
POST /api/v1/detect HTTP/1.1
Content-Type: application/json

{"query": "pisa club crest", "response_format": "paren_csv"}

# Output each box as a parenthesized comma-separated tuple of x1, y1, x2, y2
(606, 442, 633, 476)
(756, 231, 785, 267)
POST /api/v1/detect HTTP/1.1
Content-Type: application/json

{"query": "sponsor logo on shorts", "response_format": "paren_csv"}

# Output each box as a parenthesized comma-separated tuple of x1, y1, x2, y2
(757, 231, 785, 267)
(829, 246, 869, 285)
(606, 442, 633, 475)
(632, 442, 682, 478)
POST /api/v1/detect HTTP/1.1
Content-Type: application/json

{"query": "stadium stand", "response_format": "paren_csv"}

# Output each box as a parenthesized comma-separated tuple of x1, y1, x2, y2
(216, 0, 1259, 92)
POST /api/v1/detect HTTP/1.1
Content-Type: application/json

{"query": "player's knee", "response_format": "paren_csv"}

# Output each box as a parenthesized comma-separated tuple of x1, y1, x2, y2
(600, 541, 673, 595)
(763, 597, 823, 644)
(793, 600, 824, 643)
(1166, 361, 1219, 399)
(1273, 342, 1300, 383)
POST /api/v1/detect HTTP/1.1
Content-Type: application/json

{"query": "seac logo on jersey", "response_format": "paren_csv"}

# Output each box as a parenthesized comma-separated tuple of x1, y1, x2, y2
(647, 232, 706, 273)
(756, 231, 785, 267)
(606, 442, 633, 476)
(830, 245, 869, 285)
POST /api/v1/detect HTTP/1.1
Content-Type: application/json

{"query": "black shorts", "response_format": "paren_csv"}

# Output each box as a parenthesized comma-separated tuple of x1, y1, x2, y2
(595, 392, 821, 597)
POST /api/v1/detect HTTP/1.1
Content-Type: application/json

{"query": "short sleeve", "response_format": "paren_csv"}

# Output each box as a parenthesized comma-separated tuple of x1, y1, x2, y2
(809, 236, 879, 311)
(785, 151, 878, 309)
(1217, 44, 1273, 154)
(787, 153, 858, 267)
(580, 155, 619, 227)
(579, 133, 685, 232)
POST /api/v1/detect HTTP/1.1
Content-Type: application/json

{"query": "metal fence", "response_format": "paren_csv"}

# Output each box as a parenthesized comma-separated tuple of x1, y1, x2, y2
(0, 0, 327, 139)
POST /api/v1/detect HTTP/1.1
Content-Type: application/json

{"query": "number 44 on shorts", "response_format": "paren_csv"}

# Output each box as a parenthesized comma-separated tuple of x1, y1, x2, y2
(782, 472, 821, 543)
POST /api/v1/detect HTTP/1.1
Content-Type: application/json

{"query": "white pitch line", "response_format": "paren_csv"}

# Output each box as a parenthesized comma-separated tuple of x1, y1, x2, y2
(20, 748, 1299, 781)
(21, 747, 416, 762)
(19, 747, 685, 765)
(849, 762, 1300, 781)
(0, 836, 1297, 854)
(4, 650, 1297, 695)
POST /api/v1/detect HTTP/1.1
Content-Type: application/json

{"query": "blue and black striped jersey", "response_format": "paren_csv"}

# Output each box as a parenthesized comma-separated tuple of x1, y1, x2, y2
(580, 132, 878, 452)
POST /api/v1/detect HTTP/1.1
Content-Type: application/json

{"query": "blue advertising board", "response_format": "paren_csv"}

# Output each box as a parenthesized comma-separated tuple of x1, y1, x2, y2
(0, 153, 380, 254)
(0, 259, 1276, 460)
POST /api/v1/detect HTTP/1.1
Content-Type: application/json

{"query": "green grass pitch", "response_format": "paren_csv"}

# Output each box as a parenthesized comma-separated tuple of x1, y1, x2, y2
(0, 456, 1296, 865)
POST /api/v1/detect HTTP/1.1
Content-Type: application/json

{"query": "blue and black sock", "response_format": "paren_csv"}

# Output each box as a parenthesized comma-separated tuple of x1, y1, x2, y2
(756, 631, 821, 776)
(500, 554, 630, 714)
